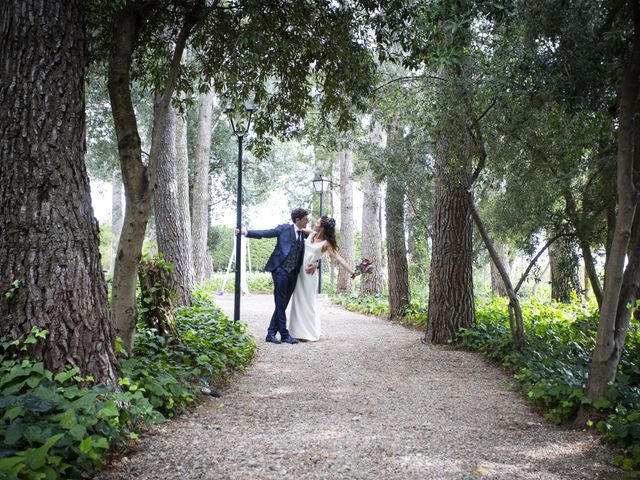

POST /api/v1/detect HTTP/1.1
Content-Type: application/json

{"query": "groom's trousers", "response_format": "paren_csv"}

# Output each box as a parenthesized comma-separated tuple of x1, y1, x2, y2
(269, 267, 298, 339)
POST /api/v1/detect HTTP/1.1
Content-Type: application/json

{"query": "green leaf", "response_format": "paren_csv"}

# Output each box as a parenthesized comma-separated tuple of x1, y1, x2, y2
(54, 368, 80, 384)
(98, 400, 119, 418)
(0, 455, 24, 472)
(68, 424, 87, 441)
(58, 410, 77, 429)
(79, 436, 93, 455)
(2, 405, 25, 422)
(23, 433, 64, 469)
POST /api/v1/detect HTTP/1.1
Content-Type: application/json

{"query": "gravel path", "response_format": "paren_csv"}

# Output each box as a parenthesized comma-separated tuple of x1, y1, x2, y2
(101, 294, 620, 480)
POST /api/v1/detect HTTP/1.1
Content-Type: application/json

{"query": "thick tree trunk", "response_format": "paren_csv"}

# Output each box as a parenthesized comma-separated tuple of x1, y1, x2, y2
(192, 89, 217, 281)
(108, 7, 196, 353)
(386, 175, 410, 321)
(490, 243, 510, 298)
(337, 148, 355, 293)
(549, 236, 580, 303)
(155, 102, 194, 305)
(360, 166, 384, 296)
(0, 0, 117, 384)
(579, 7, 640, 422)
(425, 72, 475, 344)
(110, 169, 124, 273)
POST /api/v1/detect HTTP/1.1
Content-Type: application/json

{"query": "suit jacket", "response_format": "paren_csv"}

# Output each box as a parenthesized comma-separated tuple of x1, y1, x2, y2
(246, 224, 302, 272)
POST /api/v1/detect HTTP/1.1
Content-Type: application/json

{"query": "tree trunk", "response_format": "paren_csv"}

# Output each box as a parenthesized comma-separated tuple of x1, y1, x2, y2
(471, 203, 525, 349)
(549, 236, 580, 303)
(155, 101, 194, 305)
(490, 243, 510, 298)
(386, 174, 410, 321)
(110, 169, 124, 274)
(564, 188, 603, 307)
(108, 7, 195, 353)
(579, 7, 640, 422)
(337, 148, 354, 293)
(425, 72, 475, 343)
(138, 257, 177, 337)
(360, 166, 384, 296)
(192, 88, 217, 282)
(0, 0, 118, 384)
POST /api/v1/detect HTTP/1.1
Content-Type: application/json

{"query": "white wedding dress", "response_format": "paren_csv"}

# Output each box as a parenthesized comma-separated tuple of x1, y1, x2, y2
(288, 235, 326, 341)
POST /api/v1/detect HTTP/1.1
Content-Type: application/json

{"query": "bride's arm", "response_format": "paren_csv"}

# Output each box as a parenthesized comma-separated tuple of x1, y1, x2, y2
(327, 247, 355, 276)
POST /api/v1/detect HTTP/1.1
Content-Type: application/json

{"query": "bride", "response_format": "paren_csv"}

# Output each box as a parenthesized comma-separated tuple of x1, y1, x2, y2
(288, 216, 355, 341)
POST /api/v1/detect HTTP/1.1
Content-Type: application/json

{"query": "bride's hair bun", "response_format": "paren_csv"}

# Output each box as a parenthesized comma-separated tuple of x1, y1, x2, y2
(320, 216, 338, 250)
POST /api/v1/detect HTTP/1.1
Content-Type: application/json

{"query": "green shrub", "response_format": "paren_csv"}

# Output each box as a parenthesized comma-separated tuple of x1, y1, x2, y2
(0, 328, 156, 479)
(0, 290, 256, 479)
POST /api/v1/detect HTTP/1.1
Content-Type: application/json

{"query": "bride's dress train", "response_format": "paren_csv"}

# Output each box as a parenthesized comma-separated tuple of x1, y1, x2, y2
(288, 236, 326, 341)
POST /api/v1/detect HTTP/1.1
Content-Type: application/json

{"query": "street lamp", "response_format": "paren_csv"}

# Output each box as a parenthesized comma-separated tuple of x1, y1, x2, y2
(225, 101, 255, 322)
(312, 174, 332, 294)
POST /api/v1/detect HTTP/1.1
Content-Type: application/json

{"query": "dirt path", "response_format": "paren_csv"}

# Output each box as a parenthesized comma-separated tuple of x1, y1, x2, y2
(100, 294, 619, 480)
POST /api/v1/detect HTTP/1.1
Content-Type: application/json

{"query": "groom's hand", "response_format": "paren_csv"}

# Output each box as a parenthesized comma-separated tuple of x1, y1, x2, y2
(235, 228, 246, 236)
(305, 262, 318, 274)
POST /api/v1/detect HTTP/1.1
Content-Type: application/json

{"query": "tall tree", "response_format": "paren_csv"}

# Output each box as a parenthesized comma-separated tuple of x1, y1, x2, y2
(154, 101, 194, 305)
(580, 3, 640, 420)
(549, 237, 580, 302)
(337, 148, 355, 293)
(192, 88, 218, 281)
(0, 0, 118, 384)
(425, 64, 476, 344)
(107, 4, 201, 352)
(360, 165, 384, 296)
(385, 172, 410, 321)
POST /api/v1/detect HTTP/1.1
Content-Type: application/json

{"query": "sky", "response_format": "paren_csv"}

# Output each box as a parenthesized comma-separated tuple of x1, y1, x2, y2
(90, 178, 365, 232)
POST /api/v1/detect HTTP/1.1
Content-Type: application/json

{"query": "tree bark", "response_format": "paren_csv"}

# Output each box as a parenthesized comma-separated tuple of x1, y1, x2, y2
(0, 0, 118, 384)
(386, 174, 410, 321)
(579, 6, 640, 422)
(360, 166, 384, 296)
(108, 7, 196, 353)
(155, 101, 194, 306)
(192, 88, 217, 282)
(337, 148, 355, 293)
(490, 243, 510, 298)
(425, 69, 475, 344)
(549, 236, 580, 303)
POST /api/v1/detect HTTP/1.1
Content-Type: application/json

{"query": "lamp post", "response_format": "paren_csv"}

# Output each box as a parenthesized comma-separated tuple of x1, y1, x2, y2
(225, 101, 255, 322)
(312, 174, 332, 294)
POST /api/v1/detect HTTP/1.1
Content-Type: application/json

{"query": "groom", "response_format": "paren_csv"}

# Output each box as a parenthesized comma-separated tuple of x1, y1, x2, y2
(238, 208, 316, 344)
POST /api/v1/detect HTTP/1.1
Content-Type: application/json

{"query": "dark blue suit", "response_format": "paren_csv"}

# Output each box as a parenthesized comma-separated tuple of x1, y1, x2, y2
(247, 224, 304, 339)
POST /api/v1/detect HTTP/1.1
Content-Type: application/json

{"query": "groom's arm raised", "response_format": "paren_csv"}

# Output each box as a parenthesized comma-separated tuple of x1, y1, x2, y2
(239, 224, 288, 239)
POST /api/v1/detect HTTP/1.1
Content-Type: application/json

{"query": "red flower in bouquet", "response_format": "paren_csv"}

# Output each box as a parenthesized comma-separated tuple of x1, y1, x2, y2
(352, 258, 374, 278)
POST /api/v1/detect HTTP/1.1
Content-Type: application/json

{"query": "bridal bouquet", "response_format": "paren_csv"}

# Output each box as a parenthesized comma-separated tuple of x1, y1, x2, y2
(352, 258, 374, 278)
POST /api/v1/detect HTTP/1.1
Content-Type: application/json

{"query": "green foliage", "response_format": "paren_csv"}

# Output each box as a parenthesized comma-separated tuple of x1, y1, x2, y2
(0, 292, 255, 479)
(332, 294, 427, 329)
(0, 327, 154, 479)
(122, 289, 256, 416)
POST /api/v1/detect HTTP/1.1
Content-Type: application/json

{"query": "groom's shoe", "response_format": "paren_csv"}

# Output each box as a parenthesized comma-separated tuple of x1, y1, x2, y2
(265, 334, 281, 344)
(281, 336, 298, 344)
